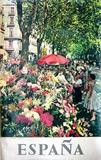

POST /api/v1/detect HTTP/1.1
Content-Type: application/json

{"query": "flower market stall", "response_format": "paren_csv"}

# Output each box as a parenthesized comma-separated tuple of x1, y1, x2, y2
(0, 57, 93, 137)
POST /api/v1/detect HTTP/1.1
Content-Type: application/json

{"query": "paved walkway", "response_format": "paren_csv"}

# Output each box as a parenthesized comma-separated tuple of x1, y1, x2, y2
(92, 69, 101, 136)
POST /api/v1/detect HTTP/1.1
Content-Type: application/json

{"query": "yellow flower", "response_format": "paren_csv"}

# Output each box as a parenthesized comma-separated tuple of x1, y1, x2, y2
(52, 75, 59, 83)
(77, 125, 84, 136)
(0, 80, 6, 87)
(8, 104, 16, 112)
(24, 98, 32, 107)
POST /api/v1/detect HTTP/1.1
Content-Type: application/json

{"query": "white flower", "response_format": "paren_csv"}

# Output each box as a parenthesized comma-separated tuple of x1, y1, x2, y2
(59, 109, 64, 114)
(65, 112, 70, 118)
(43, 96, 54, 110)
(21, 67, 28, 74)
(63, 122, 67, 126)
(32, 111, 40, 120)
(25, 112, 33, 118)
(52, 127, 58, 133)
(23, 108, 29, 113)
(27, 82, 33, 87)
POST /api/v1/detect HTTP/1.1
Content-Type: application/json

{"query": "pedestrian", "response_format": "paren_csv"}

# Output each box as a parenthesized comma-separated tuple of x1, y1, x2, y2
(84, 73, 96, 121)
(73, 73, 82, 104)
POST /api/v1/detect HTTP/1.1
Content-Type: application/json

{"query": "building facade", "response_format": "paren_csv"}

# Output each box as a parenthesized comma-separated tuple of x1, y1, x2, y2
(2, 0, 22, 57)
(0, 3, 4, 48)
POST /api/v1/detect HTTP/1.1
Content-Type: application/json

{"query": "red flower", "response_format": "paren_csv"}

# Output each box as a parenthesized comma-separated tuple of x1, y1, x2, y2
(32, 106, 44, 115)
(31, 86, 39, 92)
(65, 130, 75, 137)
(72, 123, 77, 129)
(43, 90, 49, 96)
(75, 133, 80, 137)
(40, 112, 54, 127)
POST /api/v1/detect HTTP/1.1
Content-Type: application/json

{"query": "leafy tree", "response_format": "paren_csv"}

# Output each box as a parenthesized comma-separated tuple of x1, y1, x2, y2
(16, 0, 100, 60)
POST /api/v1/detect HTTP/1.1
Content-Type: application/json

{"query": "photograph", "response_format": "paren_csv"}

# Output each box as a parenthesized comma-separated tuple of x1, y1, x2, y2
(0, 0, 101, 138)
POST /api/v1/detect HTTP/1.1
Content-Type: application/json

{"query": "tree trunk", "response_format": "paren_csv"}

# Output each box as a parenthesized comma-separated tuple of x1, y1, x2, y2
(37, 38, 43, 59)
(52, 42, 55, 54)
(16, 0, 22, 32)
(21, 33, 30, 60)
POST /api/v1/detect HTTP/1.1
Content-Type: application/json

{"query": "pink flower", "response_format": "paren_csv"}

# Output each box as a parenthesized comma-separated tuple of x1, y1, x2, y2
(64, 103, 71, 113)
(16, 78, 26, 87)
(64, 105, 70, 112)
(57, 127, 65, 137)
(6, 75, 16, 85)
(40, 112, 54, 127)
(20, 91, 26, 97)
(73, 117, 77, 122)
(32, 106, 44, 115)
(18, 100, 24, 108)
(66, 84, 74, 93)
(65, 112, 70, 118)
(28, 68, 33, 74)
(70, 107, 76, 114)
(10, 58, 20, 65)
(16, 115, 33, 125)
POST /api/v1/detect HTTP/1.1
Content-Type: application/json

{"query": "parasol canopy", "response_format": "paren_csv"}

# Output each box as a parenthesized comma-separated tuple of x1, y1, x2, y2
(37, 54, 70, 65)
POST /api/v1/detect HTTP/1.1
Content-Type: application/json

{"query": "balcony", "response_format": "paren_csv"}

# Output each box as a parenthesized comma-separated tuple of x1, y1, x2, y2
(7, 23, 15, 27)
(5, 36, 22, 41)
(5, 47, 14, 51)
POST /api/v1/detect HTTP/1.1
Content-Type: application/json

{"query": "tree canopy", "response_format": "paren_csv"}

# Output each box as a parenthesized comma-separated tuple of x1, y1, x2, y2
(16, 0, 101, 60)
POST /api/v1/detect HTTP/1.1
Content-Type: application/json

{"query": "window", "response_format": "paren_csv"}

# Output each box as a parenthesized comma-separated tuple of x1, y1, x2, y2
(9, 40, 13, 49)
(9, 28, 13, 37)
(2, 7, 4, 14)
(10, 17, 14, 24)
(11, 7, 14, 14)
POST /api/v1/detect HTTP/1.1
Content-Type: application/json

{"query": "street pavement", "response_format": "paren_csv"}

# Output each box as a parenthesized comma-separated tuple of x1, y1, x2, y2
(92, 69, 101, 136)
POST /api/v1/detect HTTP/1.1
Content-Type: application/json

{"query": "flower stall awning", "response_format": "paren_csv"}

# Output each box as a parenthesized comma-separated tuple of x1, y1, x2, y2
(37, 54, 70, 65)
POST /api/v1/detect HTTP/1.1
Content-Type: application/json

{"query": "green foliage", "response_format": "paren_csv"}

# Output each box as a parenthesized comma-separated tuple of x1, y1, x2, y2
(16, 0, 100, 59)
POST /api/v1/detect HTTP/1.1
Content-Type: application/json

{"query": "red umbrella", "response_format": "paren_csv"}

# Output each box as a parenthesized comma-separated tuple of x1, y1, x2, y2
(37, 54, 70, 65)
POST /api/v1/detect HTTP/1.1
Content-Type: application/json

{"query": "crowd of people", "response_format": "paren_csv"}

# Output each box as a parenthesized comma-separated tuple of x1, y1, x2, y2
(0, 57, 98, 137)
